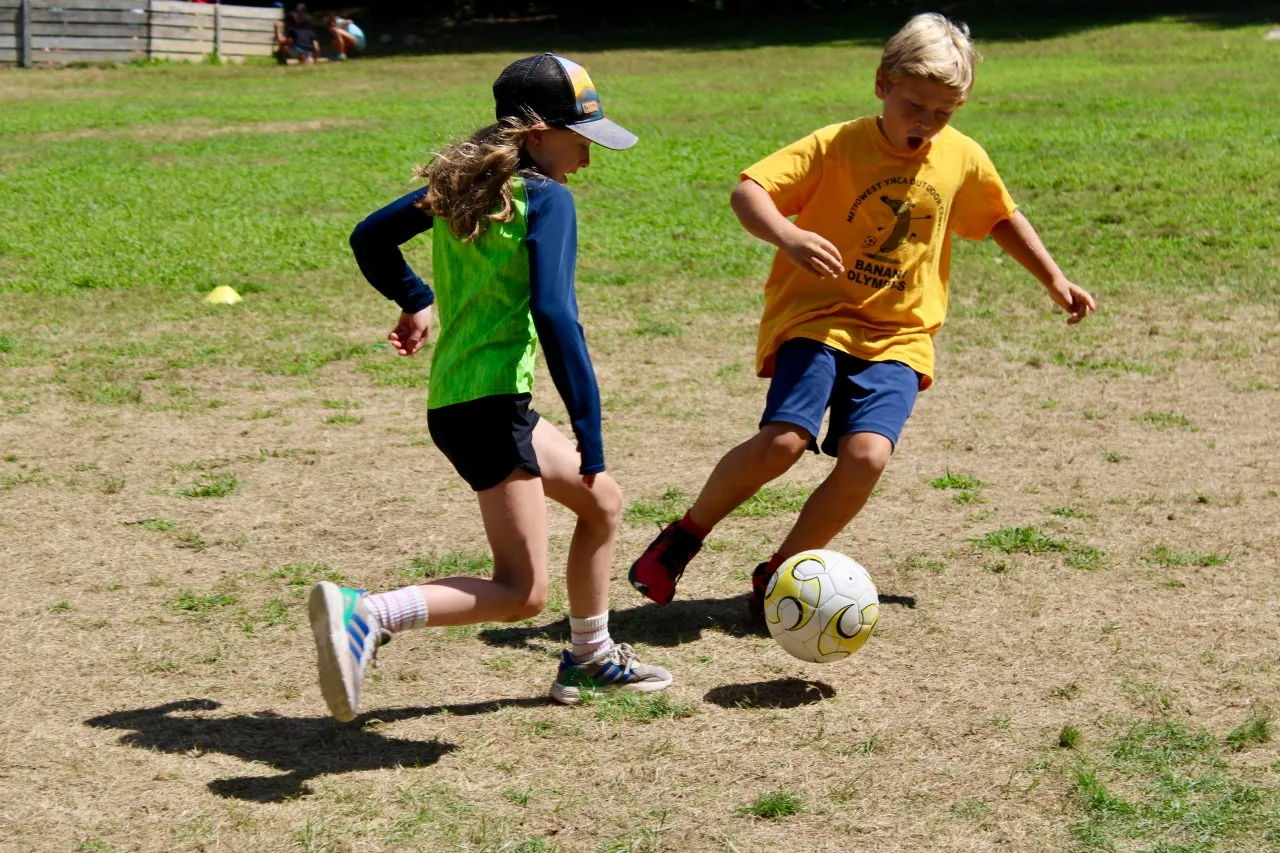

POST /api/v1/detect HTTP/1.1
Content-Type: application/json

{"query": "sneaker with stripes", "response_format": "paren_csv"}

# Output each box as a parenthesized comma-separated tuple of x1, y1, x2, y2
(308, 581, 389, 722)
(549, 642, 673, 706)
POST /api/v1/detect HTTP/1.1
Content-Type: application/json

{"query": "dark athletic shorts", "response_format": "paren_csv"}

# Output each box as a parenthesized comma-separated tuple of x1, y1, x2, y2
(760, 337, 920, 456)
(427, 393, 541, 492)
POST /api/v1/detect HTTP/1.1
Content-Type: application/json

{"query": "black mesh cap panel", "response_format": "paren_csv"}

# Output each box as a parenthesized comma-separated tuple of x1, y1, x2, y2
(492, 53, 578, 126)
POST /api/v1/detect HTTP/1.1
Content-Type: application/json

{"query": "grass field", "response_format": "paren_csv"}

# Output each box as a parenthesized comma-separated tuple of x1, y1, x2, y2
(2, 15, 1279, 853)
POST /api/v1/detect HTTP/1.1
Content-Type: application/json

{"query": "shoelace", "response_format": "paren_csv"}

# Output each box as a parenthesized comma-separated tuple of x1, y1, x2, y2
(607, 643, 638, 672)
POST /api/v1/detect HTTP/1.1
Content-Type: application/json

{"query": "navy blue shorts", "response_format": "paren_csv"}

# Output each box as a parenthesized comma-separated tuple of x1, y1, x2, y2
(760, 337, 919, 456)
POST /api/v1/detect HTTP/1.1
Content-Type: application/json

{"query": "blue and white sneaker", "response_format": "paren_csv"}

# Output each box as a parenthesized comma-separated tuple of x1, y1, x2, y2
(550, 643, 673, 706)
(308, 582, 387, 722)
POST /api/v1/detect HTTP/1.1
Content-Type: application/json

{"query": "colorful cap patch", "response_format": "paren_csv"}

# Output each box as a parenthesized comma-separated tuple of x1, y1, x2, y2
(552, 56, 601, 120)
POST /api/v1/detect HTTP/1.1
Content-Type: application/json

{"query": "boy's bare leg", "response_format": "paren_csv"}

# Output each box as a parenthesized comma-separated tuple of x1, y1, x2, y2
(687, 422, 810, 529)
(774, 431, 891, 559)
(629, 422, 808, 605)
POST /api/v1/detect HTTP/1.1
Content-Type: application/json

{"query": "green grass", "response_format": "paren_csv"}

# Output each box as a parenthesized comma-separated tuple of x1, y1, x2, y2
(398, 552, 494, 581)
(622, 484, 811, 525)
(1052, 352, 1152, 375)
(969, 526, 1069, 554)
(1137, 411, 1199, 432)
(622, 488, 689, 527)
(582, 691, 696, 724)
(271, 561, 345, 595)
(0, 472, 51, 491)
(1143, 546, 1230, 568)
(1070, 719, 1280, 850)
(165, 590, 238, 613)
(0, 21, 1273, 304)
(735, 789, 804, 819)
(929, 471, 986, 491)
(131, 517, 180, 532)
(0, 18, 1275, 416)
(929, 471, 987, 505)
(1066, 546, 1109, 572)
(1226, 717, 1271, 752)
(178, 472, 239, 499)
(730, 484, 813, 518)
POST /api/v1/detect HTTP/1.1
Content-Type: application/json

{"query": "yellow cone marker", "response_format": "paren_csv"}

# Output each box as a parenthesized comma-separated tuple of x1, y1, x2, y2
(203, 285, 243, 305)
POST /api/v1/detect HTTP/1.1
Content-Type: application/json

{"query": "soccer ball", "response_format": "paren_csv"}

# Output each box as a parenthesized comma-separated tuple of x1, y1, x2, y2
(763, 549, 880, 663)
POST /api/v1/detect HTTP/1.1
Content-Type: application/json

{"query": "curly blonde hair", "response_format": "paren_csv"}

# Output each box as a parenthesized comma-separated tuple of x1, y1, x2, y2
(415, 114, 541, 242)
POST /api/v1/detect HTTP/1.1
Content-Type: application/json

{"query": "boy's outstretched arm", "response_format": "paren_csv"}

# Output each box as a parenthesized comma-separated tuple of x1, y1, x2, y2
(731, 179, 844, 279)
(990, 211, 1096, 324)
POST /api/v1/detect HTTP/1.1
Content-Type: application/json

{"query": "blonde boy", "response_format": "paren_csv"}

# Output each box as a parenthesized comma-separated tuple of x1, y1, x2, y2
(629, 13, 1095, 617)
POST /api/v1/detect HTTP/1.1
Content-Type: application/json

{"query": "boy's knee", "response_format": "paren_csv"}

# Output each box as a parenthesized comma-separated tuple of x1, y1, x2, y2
(839, 434, 892, 475)
(758, 426, 809, 469)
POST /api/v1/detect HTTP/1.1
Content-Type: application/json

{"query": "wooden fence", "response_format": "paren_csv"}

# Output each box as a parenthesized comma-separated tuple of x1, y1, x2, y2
(0, 0, 280, 66)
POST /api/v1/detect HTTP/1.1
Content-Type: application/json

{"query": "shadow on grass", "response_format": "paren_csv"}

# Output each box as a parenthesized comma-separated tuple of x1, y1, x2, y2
(85, 696, 543, 802)
(478, 591, 916, 649)
(704, 677, 835, 709)
(480, 595, 763, 649)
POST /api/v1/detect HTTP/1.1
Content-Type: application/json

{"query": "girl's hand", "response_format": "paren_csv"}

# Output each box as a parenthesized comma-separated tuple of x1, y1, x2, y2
(576, 445, 597, 486)
(781, 228, 844, 279)
(388, 305, 434, 356)
(1047, 278, 1096, 325)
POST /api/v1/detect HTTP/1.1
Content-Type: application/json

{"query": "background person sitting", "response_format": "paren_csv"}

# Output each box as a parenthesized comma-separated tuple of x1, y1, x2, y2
(274, 4, 320, 65)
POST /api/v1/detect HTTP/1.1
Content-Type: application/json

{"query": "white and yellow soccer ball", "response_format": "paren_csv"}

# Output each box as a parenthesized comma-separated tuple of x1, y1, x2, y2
(763, 549, 880, 663)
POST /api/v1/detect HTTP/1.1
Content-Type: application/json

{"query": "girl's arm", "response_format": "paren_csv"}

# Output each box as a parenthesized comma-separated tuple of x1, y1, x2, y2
(989, 210, 1095, 324)
(350, 188, 436, 314)
(526, 181, 604, 477)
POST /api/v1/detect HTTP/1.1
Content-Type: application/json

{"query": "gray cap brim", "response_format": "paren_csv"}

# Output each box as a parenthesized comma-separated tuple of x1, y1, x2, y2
(567, 116, 638, 150)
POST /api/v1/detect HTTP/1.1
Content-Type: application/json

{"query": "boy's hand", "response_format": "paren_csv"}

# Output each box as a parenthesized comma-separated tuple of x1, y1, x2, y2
(781, 228, 844, 280)
(388, 305, 433, 356)
(1046, 278, 1096, 325)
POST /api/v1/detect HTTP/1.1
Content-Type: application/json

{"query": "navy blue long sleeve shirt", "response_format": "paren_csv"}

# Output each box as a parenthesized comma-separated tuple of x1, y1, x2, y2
(349, 178, 605, 474)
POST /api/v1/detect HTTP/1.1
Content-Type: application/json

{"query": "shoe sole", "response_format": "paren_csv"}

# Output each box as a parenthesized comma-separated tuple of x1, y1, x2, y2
(309, 582, 357, 722)
(549, 673, 674, 706)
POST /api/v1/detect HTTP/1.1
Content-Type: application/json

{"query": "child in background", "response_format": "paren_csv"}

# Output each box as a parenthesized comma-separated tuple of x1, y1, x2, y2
(310, 54, 672, 722)
(327, 15, 365, 60)
(274, 3, 319, 65)
(629, 13, 1096, 620)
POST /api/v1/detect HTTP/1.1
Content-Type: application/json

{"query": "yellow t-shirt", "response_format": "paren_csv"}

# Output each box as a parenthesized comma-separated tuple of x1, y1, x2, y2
(743, 117, 1017, 389)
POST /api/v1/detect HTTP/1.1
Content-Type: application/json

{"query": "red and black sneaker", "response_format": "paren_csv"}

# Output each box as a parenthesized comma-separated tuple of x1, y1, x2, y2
(628, 521, 703, 605)
(746, 560, 778, 624)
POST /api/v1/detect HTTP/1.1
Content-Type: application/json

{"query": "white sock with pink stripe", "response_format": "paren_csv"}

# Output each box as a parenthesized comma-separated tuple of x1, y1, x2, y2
(570, 612, 613, 663)
(365, 586, 428, 634)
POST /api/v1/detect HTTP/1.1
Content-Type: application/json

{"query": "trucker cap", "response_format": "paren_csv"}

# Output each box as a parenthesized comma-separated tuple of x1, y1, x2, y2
(493, 53, 638, 150)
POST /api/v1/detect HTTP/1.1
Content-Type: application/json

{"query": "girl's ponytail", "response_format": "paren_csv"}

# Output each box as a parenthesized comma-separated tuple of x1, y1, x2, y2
(416, 115, 539, 243)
